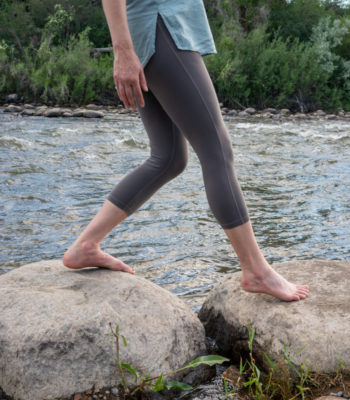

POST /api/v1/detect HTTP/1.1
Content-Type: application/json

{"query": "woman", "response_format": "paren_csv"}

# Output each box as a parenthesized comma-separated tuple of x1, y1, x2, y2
(63, 0, 309, 301)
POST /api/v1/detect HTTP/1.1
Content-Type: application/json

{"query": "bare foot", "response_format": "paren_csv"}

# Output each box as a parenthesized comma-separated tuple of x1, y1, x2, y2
(62, 240, 134, 274)
(241, 264, 309, 301)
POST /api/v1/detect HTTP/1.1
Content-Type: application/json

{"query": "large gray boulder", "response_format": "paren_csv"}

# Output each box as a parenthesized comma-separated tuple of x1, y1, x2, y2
(198, 260, 350, 373)
(0, 260, 208, 400)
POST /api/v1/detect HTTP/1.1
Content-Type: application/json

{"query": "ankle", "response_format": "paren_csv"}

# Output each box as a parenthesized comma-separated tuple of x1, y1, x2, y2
(80, 239, 100, 252)
(240, 255, 270, 277)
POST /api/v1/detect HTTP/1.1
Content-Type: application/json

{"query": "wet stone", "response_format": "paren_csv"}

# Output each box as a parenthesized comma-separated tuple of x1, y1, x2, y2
(244, 107, 256, 114)
(44, 108, 63, 117)
(21, 109, 36, 116)
(82, 110, 104, 118)
(3, 105, 22, 112)
(238, 111, 250, 117)
(325, 114, 337, 120)
(294, 112, 309, 118)
(262, 107, 277, 114)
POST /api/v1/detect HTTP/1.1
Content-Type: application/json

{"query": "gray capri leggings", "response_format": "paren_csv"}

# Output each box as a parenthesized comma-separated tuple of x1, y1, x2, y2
(108, 15, 250, 229)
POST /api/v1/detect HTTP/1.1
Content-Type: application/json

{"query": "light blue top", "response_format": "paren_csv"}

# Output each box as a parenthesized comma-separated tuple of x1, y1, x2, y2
(126, 0, 217, 68)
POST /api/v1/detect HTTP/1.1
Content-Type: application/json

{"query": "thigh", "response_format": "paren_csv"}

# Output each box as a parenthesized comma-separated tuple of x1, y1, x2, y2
(144, 15, 231, 162)
(137, 88, 188, 159)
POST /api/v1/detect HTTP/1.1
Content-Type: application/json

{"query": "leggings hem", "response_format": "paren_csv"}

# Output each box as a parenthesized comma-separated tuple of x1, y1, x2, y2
(220, 215, 250, 230)
(107, 195, 132, 215)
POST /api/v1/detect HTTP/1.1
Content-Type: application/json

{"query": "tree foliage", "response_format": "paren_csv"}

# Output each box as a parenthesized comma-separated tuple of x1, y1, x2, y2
(0, 0, 350, 109)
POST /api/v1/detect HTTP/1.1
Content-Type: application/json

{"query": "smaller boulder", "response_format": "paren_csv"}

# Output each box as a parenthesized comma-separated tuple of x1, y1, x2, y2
(280, 108, 290, 115)
(294, 112, 307, 119)
(82, 110, 104, 118)
(20, 109, 36, 116)
(199, 260, 350, 374)
(3, 105, 22, 113)
(86, 104, 103, 110)
(238, 111, 250, 117)
(262, 107, 277, 114)
(34, 106, 48, 116)
(44, 108, 63, 117)
(244, 107, 256, 115)
(325, 114, 337, 120)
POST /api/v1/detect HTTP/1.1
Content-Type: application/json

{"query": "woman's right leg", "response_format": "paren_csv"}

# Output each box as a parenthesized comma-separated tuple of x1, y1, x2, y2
(63, 89, 188, 272)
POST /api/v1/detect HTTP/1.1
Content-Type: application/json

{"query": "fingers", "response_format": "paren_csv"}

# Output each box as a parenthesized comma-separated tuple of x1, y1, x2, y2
(114, 67, 148, 111)
(116, 82, 130, 110)
(115, 80, 145, 111)
(125, 84, 137, 110)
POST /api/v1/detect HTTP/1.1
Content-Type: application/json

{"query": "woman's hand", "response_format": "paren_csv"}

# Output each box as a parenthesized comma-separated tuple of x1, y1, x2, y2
(114, 49, 148, 111)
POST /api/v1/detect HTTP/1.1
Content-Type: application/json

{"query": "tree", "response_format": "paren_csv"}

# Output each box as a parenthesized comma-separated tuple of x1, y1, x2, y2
(268, 0, 326, 41)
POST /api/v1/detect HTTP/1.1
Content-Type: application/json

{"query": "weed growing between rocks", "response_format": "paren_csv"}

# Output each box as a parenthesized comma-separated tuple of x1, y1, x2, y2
(106, 323, 229, 399)
(220, 324, 350, 400)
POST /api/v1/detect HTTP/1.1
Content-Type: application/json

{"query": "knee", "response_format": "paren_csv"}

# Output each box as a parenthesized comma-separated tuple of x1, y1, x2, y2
(166, 148, 188, 178)
(147, 145, 188, 181)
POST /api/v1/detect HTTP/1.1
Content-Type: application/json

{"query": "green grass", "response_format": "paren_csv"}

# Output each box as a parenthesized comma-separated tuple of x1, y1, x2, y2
(221, 323, 350, 400)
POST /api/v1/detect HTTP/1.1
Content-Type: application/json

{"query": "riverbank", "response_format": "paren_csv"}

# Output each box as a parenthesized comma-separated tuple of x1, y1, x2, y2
(1, 101, 350, 121)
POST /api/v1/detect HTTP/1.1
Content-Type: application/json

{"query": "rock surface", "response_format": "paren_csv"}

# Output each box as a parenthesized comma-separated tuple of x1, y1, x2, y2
(198, 260, 350, 373)
(0, 260, 208, 400)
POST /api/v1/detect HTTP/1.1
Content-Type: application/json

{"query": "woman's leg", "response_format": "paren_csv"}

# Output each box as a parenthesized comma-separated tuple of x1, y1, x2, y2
(63, 89, 188, 272)
(143, 16, 308, 300)
(225, 223, 309, 301)
(62, 200, 133, 272)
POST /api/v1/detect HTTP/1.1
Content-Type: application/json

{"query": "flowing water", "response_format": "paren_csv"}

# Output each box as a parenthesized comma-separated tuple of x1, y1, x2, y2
(1, 110, 349, 310)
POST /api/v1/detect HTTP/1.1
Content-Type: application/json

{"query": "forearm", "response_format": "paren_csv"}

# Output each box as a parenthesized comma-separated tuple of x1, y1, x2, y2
(101, 0, 134, 53)
(101, 0, 147, 111)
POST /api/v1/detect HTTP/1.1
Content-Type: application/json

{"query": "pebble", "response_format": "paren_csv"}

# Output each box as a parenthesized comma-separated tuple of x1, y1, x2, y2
(238, 110, 249, 117)
(244, 107, 256, 114)
(21, 109, 36, 116)
(326, 114, 337, 120)
(262, 107, 277, 114)
(3, 105, 22, 112)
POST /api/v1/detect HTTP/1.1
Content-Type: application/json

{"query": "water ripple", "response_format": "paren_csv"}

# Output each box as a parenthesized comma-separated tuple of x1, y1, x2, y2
(1, 113, 349, 310)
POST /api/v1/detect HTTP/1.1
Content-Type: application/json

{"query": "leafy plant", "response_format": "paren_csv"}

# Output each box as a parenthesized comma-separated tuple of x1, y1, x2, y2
(221, 323, 321, 400)
(106, 322, 229, 398)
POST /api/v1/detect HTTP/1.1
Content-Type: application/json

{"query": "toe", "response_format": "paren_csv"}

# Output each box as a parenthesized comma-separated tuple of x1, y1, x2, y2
(113, 260, 135, 274)
(296, 289, 309, 299)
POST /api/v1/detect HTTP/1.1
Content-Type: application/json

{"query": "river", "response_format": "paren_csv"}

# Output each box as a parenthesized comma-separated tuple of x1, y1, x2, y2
(1, 110, 349, 310)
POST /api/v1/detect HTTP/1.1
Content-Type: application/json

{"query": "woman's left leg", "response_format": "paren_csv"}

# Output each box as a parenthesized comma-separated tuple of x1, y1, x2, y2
(62, 200, 134, 273)
(143, 16, 309, 301)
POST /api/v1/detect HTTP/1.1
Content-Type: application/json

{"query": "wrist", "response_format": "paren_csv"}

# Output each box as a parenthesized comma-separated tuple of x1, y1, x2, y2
(113, 40, 134, 53)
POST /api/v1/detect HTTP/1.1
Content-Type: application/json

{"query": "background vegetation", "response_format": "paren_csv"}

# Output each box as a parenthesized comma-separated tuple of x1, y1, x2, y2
(1, 0, 350, 110)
